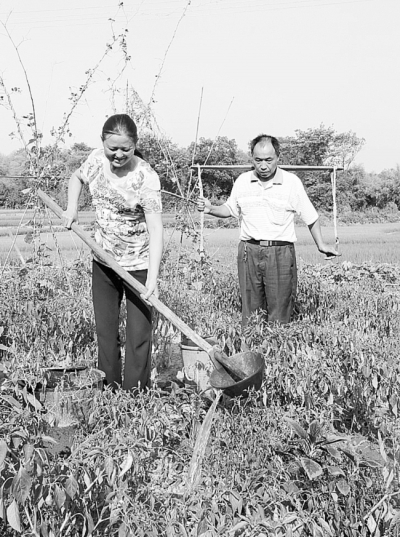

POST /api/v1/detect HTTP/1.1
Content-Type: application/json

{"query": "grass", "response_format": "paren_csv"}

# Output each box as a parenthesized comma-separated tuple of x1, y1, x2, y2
(166, 221, 400, 266)
(1, 218, 400, 266)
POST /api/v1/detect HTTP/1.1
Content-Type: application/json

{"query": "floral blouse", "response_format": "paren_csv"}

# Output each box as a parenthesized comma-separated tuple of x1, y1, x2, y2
(79, 148, 162, 270)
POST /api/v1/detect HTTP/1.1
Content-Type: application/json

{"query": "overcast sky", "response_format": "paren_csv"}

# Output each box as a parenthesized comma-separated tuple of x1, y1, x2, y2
(0, 0, 399, 172)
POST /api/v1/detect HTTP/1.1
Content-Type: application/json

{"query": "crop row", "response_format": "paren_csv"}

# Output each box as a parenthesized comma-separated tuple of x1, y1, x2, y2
(1, 255, 400, 535)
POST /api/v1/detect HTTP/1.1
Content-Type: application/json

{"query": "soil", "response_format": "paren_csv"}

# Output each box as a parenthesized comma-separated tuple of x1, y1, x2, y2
(154, 342, 184, 387)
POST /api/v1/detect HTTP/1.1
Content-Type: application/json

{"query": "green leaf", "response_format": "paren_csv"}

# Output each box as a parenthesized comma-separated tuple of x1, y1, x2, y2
(230, 491, 242, 515)
(118, 522, 128, 537)
(54, 485, 66, 509)
(23, 443, 34, 464)
(367, 514, 376, 534)
(390, 511, 400, 528)
(327, 466, 345, 477)
(6, 500, 21, 533)
(309, 420, 321, 443)
(313, 525, 325, 537)
(197, 516, 208, 536)
(317, 518, 333, 536)
(0, 440, 7, 468)
(40, 435, 58, 445)
(325, 445, 341, 459)
(104, 456, 114, 480)
(285, 418, 308, 440)
(360, 458, 382, 468)
(324, 433, 348, 445)
(26, 392, 42, 412)
(337, 479, 350, 496)
(0, 395, 22, 411)
(300, 458, 323, 480)
(65, 475, 79, 500)
(119, 451, 133, 479)
(340, 448, 357, 464)
(85, 507, 95, 536)
(24, 232, 34, 244)
(12, 468, 32, 504)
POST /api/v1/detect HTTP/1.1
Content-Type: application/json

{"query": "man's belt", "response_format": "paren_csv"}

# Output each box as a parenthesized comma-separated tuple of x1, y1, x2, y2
(245, 239, 293, 247)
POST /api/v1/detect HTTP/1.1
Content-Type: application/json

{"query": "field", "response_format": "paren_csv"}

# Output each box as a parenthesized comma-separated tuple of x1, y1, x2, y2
(1, 208, 400, 266)
(1, 212, 400, 536)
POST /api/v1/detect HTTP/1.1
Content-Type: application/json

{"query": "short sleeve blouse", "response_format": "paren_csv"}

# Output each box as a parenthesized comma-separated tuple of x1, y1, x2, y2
(79, 148, 162, 270)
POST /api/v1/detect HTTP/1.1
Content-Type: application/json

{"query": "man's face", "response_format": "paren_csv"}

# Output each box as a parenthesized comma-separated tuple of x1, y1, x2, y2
(252, 142, 279, 181)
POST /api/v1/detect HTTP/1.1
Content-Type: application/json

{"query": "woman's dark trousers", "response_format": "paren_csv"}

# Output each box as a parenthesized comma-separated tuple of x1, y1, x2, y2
(92, 260, 152, 391)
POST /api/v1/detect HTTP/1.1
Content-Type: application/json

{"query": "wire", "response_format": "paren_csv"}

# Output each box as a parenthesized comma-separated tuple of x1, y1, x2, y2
(204, 97, 235, 166)
(1, 0, 377, 24)
(148, 0, 192, 108)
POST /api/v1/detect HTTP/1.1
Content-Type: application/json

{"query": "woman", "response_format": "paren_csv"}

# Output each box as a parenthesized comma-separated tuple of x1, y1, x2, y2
(62, 114, 163, 391)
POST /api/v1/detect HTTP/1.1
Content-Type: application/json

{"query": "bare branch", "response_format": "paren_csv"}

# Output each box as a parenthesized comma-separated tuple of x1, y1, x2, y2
(1, 20, 39, 167)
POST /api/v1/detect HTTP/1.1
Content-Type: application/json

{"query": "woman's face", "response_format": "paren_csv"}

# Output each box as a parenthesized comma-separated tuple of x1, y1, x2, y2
(103, 133, 136, 170)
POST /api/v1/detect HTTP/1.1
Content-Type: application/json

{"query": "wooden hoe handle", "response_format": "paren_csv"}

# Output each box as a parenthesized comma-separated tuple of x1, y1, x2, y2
(37, 189, 246, 381)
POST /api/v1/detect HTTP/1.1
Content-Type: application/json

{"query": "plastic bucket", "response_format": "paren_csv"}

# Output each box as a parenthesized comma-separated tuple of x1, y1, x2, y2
(35, 366, 105, 427)
(180, 336, 217, 392)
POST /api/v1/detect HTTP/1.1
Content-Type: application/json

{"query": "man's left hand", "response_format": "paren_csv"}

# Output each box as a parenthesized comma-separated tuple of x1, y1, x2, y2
(319, 245, 341, 260)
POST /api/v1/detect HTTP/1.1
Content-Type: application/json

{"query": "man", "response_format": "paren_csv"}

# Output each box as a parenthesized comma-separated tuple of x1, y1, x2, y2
(197, 134, 340, 326)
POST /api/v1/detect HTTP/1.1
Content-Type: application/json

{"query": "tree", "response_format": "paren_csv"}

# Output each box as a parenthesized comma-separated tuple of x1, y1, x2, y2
(339, 165, 369, 210)
(54, 143, 93, 209)
(375, 165, 400, 209)
(279, 125, 366, 211)
(0, 153, 9, 175)
(280, 125, 336, 166)
(6, 148, 29, 177)
(280, 125, 365, 170)
(137, 132, 189, 195)
(325, 131, 366, 170)
(189, 136, 246, 199)
(65, 142, 93, 175)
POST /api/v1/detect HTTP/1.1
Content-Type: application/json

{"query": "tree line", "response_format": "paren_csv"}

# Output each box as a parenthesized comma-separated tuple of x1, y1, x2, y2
(0, 124, 399, 220)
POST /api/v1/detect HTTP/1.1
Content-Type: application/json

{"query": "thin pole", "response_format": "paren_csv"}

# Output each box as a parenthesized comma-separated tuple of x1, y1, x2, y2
(161, 190, 196, 205)
(188, 96, 235, 202)
(187, 87, 204, 199)
(331, 166, 339, 253)
(7, 230, 26, 266)
(197, 164, 205, 262)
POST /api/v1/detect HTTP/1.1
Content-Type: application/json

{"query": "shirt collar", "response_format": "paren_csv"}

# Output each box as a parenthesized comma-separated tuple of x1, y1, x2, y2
(250, 166, 283, 185)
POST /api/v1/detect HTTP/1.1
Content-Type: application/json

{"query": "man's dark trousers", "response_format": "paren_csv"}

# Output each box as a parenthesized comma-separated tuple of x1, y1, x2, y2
(237, 240, 297, 326)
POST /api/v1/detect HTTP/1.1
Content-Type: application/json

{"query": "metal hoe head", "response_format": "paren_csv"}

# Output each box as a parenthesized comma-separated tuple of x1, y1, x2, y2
(209, 351, 264, 397)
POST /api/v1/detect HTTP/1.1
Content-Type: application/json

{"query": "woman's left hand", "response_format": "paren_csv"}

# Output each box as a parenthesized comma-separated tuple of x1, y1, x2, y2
(141, 279, 158, 305)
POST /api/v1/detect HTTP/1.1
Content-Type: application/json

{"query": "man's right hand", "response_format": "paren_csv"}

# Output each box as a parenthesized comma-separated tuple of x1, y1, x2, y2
(197, 196, 211, 213)
(61, 208, 79, 229)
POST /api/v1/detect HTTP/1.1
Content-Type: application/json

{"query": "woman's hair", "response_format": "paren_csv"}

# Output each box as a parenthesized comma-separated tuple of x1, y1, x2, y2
(101, 114, 138, 144)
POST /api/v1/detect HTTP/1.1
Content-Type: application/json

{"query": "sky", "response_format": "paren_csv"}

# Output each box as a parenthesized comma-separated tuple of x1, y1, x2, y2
(0, 0, 399, 172)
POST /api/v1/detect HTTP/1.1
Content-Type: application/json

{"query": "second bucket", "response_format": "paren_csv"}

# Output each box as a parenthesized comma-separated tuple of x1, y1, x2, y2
(180, 336, 218, 392)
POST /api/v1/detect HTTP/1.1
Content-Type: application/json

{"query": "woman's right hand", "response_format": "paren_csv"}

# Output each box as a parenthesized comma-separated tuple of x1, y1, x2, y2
(61, 208, 79, 229)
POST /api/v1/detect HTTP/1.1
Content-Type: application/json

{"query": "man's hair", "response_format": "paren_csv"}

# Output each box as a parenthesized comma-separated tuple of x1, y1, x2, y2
(250, 134, 280, 157)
